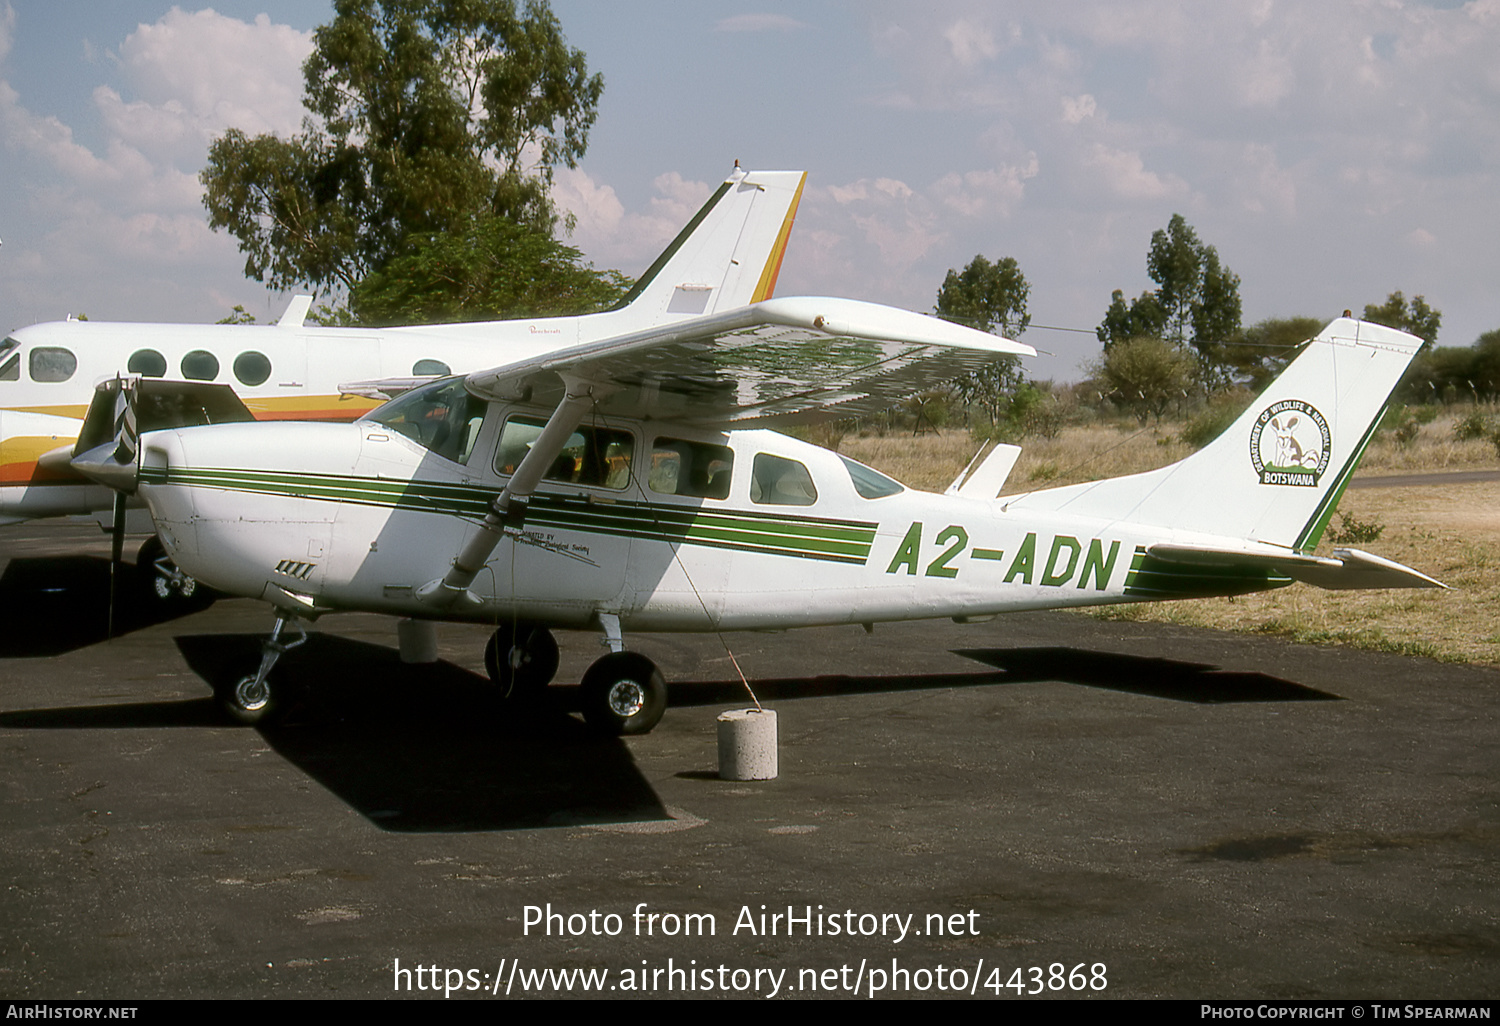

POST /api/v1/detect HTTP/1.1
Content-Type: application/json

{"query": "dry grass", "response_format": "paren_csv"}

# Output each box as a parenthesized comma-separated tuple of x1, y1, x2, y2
(840, 410, 1500, 666)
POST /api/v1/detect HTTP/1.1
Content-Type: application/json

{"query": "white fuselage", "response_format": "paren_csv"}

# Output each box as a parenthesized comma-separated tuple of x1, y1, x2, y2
(133, 406, 1283, 633)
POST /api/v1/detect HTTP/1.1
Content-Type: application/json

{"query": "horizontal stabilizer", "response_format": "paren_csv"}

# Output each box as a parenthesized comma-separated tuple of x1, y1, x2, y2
(946, 441, 1021, 499)
(1147, 543, 1445, 591)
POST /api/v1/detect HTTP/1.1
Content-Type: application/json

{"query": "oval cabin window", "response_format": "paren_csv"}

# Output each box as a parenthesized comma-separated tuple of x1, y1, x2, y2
(128, 349, 167, 377)
(181, 350, 220, 381)
(233, 351, 272, 386)
(413, 358, 450, 376)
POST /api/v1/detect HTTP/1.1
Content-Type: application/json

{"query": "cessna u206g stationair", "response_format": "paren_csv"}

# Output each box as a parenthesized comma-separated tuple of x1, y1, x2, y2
(1, 166, 806, 601)
(77, 286, 1443, 734)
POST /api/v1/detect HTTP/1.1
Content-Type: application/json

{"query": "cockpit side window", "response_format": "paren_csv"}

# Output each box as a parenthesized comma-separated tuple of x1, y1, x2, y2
(29, 347, 77, 383)
(363, 376, 488, 464)
(750, 453, 818, 506)
(495, 416, 634, 489)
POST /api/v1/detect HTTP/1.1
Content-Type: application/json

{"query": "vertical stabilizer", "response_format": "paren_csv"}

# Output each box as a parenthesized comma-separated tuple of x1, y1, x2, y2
(608, 168, 806, 324)
(1008, 318, 1424, 550)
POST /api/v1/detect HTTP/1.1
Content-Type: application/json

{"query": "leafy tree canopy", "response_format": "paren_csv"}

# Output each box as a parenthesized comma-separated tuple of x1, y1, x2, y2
(1094, 335, 1197, 425)
(935, 254, 1031, 428)
(1363, 291, 1441, 349)
(1229, 316, 1323, 390)
(202, 0, 603, 296)
(351, 214, 630, 325)
(1097, 214, 1242, 374)
(935, 254, 1031, 337)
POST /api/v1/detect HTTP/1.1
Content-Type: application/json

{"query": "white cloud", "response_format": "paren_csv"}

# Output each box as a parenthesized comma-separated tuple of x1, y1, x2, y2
(553, 168, 713, 272)
(1061, 93, 1096, 125)
(1082, 143, 1188, 202)
(0, 9, 314, 323)
(715, 14, 806, 33)
(944, 19, 998, 66)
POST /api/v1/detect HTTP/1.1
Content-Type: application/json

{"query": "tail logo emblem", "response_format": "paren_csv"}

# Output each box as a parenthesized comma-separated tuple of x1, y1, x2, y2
(1250, 400, 1330, 487)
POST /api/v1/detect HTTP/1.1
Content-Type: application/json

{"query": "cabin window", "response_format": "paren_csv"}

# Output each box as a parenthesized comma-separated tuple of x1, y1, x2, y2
(839, 455, 904, 498)
(363, 376, 487, 464)
(495, 416, 633, 490)
(29, 347, 77, 383)
(649, 438, 733, 499)
(128, 349, 167, 377)
(181, 350, 219, 381)
(233, 351, 272, 386)
(0, 338, 18, 381)
(413, 358, 450, 375)
(750, 453, 817, 506)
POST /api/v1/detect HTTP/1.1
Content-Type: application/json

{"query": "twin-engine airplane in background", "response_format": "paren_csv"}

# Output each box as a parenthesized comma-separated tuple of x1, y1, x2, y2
(1, 166, 807, 603)
(73, 241, 1443, 733)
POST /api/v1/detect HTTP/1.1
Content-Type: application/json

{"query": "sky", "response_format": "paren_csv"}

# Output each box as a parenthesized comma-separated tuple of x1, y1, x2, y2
(1, 0, 1497, 381)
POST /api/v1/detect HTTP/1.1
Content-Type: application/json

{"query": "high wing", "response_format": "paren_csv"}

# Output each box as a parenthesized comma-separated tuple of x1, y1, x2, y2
(417, 296, 1032, 610)
(462, 296, 1034, 427)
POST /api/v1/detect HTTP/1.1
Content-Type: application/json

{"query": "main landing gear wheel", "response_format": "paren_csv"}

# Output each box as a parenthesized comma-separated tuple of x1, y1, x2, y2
(483, 624, 560, 701)
(137, 536, 212, 613)
(579, 652, 667, 736)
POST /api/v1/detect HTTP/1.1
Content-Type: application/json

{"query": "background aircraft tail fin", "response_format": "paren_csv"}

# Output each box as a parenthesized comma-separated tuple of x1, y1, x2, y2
(1008, 318, 1424, 551)
(607, 167, 806, 324)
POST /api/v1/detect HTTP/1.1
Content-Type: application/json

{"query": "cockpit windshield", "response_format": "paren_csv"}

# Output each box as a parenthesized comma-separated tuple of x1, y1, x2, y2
(0, 337, 19, 382)
(361, 376, 487, 464)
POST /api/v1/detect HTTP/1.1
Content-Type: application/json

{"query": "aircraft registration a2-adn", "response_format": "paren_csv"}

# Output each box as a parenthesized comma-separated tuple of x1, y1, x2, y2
(1, 166, 806, 605)
(73, 274, 1443, 736)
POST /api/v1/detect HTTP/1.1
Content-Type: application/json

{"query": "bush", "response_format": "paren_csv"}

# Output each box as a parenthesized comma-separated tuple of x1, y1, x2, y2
(1325, 511, 1385, 545)
(1453, 411, 1493, 442)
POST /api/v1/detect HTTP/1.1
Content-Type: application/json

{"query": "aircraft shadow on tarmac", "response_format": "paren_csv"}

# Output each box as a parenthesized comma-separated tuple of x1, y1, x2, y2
(166, 632, 673, 832)
(954, 647, 1341, 702)
(1, 631, 1335, 832)
(0, 555, 206, 656)
(664, 647, 1337, 706)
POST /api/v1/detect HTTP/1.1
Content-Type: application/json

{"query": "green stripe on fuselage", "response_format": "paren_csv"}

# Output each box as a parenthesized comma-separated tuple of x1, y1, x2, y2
(148, 466, 877, 565)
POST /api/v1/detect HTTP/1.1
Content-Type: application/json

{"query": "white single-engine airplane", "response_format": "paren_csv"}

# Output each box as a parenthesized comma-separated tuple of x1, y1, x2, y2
(71, 222, 1443, 736)
(2, 167, 806, 602)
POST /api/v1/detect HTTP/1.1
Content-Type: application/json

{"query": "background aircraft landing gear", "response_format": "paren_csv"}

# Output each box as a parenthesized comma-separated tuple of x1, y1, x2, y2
(137, 536, 212, 614)
(483, 623, 560, 703)
(580, 652, 666, 736)
(215, 614, 306, 726)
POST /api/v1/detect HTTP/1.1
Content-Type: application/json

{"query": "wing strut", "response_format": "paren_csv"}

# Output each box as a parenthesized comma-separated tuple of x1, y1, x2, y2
(416, 376, 616, 611)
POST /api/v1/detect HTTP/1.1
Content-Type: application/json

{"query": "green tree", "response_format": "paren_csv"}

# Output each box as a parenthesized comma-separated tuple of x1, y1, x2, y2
(1230, 316, 1322, 390)
(1363, 291, 1441, 349)
(935, 255, 1031, 429)
(1097, 214, 1242, 381)
(1095, 336, 1196, 425)
(935, 254, 1031, 337)
(351, 214, 630, 324)
(201, 0, 603, 296)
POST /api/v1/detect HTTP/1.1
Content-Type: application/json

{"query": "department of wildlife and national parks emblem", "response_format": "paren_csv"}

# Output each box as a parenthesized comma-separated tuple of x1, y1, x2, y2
(1249, 399, 1330, 487)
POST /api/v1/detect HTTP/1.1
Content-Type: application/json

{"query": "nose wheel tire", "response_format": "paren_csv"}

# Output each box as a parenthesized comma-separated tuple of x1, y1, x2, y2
(580, 652, 666, 736)
(483, 624, 560, 701)
(216, 673, 280, 726)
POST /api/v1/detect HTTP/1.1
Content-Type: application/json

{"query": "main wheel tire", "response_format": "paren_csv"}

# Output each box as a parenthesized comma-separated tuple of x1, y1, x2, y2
(483, 624, 560, 700)
(215, 673, 281, 727)
(579, 652, 667, 736)
(137, 536, 212, 613)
